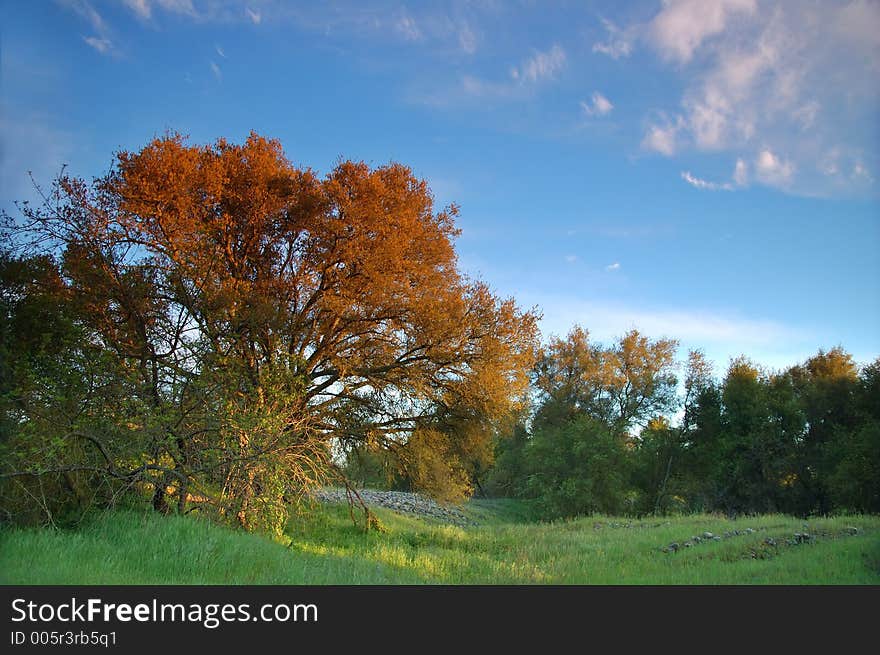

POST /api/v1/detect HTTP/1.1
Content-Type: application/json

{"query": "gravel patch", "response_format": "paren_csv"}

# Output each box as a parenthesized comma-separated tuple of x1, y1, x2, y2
(312, 488, 475, 526)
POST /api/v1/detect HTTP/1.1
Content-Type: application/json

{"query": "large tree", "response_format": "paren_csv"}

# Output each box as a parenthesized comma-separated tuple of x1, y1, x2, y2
(2, 133, 538, 532)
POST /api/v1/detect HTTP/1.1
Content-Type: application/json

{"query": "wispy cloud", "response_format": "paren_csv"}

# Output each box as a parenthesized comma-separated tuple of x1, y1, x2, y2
(215, 44, 226, 58)
(642, 116, 684, 156)
(123, 0, 151, 20)
(245, 7, 261, 25)
(630, 0, 879, 195)
(733, 158, 748, 186)
(62, 0, 107, 33)
(852, 162, 873, 182)
(592, 17, 634, 59)
(394, 14, 422, 42)
(648, 0, 757, 64)
(83, 36, 112, 54)
(209, 60, 222, 81)
(681, 157, 756, 191)
(565, 254, 578, 263)
(581, 92, 613, 117)
(450, 44, 567, 103)
(510, 45, 566, 84)
(681, 171, 733, 191)
(62, 0, 117, 56)
(158, 0, 196, 15)
(754, 148, 794, 188)
(457, 22, 477, 54)
(122, 0, 197, 20)
(533, 296, 809, 358)
(605, 262, 621, 272)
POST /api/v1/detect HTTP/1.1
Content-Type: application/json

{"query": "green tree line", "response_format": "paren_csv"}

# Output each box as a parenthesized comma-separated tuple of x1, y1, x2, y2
(485, 328, 879, 518)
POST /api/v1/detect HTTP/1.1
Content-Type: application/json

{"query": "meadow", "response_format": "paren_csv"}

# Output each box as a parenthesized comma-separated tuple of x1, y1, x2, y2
(2, 500, 878, 585)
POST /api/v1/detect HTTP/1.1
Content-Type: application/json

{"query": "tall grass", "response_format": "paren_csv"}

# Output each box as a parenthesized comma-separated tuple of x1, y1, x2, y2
(1, 502, 878, 584)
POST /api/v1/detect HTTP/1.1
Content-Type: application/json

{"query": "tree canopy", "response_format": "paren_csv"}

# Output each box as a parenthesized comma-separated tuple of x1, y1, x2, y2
(1, 132, 539, 532)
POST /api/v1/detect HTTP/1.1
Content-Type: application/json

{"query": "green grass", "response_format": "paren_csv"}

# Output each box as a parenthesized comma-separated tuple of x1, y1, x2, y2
(1, 501, 878, 584)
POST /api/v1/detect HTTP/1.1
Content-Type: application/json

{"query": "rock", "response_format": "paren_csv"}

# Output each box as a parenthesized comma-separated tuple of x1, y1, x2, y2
(310, 487, 472, 525)
(668, 542, 680, 552)
(683, 541, 693, 548)
(693, 535, 702, 543)
(844, 526, 859, 535)
(703, 532, 714, 539)
(712, 536, 722, 542)
(764, 537, 777, 547)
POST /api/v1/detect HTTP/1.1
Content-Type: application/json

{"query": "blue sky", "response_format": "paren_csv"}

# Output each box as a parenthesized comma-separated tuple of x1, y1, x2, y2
(3, 0, 879, 374)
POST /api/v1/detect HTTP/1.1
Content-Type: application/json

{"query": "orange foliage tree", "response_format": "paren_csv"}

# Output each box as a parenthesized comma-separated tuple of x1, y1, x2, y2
(7, 132, 538, 532)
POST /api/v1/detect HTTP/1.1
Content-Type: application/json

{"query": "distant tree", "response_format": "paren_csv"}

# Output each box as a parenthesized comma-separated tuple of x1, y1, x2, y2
(679, 356, 809, 514)
(823, 357, 880, 513)
(523, 415, 630, 518)
(640, 350, 713, 514)
(485, 423, 531, 497)
(534, 326, 678, 432)
(788, 347, 861, 512)
(508, 328, 677, 517)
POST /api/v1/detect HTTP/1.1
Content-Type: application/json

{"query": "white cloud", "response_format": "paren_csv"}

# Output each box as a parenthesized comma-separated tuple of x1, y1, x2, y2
(581, 92, 614, 117)
(245, 7, 261, 25)
(605, 262, 621, 272)
(754, 148, 794, 187)
(813, 148, 877, 193)
(565, 255, 578, 263)
(458, 23, 477, 54)
(649, 0, 757, 64)
(209, 60, 222, 81)
(820, 150, 840, 177)
(63, 0, 107, 33)
(155, 0, 196, 16)
(122, 0, 196, 19)
(63, 0, 118, 55)
(835, 0, 880, 63)
(681, 171, 734, 191)
(394, 14, 422, 42)
(642, 117, 683, 156)
(215, 45, 226, 58)
(123, 0, 151, 20)
(458, 75, 517, 100)
(682, 158, 751, 191)
(852, 162, 873, 181)
(733, 158, 748, 186)
(83, 36, 112, 54)
(793, 101, 820, 130)
(534, 297, 807, 358)
(592, 18, 633, 59)
(456, 44, 566, 102)
(630, 1, 878, 194)
(511, 45, 566, 83)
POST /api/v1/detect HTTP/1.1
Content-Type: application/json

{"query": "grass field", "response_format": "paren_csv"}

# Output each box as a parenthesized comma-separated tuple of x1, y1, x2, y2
(1, 500, 878, 584)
